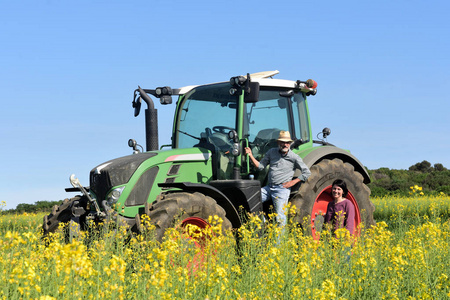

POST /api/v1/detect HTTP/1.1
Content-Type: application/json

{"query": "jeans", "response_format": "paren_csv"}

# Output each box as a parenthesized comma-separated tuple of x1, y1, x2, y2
(261, 184, 291, 227)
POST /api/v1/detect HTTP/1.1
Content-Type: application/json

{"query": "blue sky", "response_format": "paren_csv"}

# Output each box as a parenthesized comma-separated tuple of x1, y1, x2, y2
(1, 0, 449, 209)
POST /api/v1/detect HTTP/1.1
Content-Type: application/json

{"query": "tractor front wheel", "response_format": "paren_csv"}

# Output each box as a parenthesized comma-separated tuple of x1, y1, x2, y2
(290, 159, 375, 238)
(141, 191, 232, 242)
(42, 195, 88, 241)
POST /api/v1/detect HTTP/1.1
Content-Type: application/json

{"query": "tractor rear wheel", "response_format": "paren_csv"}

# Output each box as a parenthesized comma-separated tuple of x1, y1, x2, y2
(142, 191, 232, 242)
(290, 158, 375, 238)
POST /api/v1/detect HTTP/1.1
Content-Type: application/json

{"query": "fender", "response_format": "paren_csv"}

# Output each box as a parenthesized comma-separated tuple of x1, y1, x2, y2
(299, 146, 370, 184)
(158, 182, 242, 228)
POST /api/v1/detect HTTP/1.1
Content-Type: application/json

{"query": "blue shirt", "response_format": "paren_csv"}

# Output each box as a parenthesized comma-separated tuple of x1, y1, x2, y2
(258, 148, 311, 185)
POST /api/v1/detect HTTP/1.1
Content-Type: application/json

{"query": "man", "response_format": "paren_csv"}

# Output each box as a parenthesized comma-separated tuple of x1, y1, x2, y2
(245, 130, 311, 226)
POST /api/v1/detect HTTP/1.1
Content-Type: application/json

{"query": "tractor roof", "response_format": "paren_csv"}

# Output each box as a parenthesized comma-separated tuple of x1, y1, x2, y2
(174, 70, 299, 95)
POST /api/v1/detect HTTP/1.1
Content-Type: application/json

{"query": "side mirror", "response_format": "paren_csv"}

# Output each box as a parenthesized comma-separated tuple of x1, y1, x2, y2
(244, 82, 260, 103)
(132, 96, 142, 117)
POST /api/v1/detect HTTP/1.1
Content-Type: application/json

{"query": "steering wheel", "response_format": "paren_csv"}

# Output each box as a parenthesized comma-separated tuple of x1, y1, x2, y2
(205, 127, 213, 138)
(213, 126, 235, 134)
(204, 126, 234, 152)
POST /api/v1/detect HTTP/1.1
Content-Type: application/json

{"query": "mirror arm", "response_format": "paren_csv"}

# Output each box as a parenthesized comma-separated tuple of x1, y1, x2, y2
(138, 86, 155, 109)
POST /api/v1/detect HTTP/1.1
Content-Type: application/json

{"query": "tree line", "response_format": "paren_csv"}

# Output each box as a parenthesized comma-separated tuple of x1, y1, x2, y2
(2, 160, 448, 214)
(368, 160, 449, 197)
(9, 200, 63, 214)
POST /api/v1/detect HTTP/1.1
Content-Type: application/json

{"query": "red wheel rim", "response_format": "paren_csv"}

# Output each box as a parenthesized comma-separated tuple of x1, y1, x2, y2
(181, 217, 210, 229)
(311, 185, 361, 239)
(179, 217, 211, 247)
(178, 217, 213, 274)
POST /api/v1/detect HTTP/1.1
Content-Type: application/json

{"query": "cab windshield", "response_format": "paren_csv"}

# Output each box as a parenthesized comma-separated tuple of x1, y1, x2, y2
(176, 82, 236, 151)
(175, 83, 310, 159)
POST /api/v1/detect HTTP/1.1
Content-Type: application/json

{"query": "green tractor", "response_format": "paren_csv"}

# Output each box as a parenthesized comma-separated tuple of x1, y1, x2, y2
(43, 70, 375, 240)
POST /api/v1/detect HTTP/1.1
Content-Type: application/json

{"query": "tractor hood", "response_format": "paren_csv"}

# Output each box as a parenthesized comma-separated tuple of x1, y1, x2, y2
(89, 152, 158, 201)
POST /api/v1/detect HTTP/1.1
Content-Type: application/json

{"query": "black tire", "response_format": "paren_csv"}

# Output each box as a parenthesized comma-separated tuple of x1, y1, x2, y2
(290, 158, 375, 235)
(143, 192, 232, 242)
(42, 195, 88, 235)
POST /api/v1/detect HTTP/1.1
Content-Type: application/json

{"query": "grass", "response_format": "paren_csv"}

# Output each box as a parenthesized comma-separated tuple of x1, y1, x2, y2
(0, 194, 449, 299)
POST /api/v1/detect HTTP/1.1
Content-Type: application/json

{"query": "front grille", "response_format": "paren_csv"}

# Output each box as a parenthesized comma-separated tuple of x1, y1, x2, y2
(90, 172, 111, 202)
(89, 152, 158, 201)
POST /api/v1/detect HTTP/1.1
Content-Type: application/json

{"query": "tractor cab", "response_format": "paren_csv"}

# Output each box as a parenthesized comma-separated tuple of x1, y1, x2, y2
(172, 71, 316, 183)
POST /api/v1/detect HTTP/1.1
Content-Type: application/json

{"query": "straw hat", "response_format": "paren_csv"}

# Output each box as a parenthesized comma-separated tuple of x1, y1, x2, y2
(277, 131, 293, 142)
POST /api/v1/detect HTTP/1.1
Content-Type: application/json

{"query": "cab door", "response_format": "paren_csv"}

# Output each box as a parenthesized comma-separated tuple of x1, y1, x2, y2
(242, 89, 310, 181)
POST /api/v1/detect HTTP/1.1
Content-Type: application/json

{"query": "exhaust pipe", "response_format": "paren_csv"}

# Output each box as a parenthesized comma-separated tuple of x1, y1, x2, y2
(136, 86, 159, 151)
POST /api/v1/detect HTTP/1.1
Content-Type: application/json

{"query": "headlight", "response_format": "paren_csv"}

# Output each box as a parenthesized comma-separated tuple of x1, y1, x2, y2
(106, 186, 125, 206)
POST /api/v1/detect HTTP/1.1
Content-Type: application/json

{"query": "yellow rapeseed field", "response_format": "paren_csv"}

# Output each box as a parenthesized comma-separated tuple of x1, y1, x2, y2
(0, 194, 449, 299)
